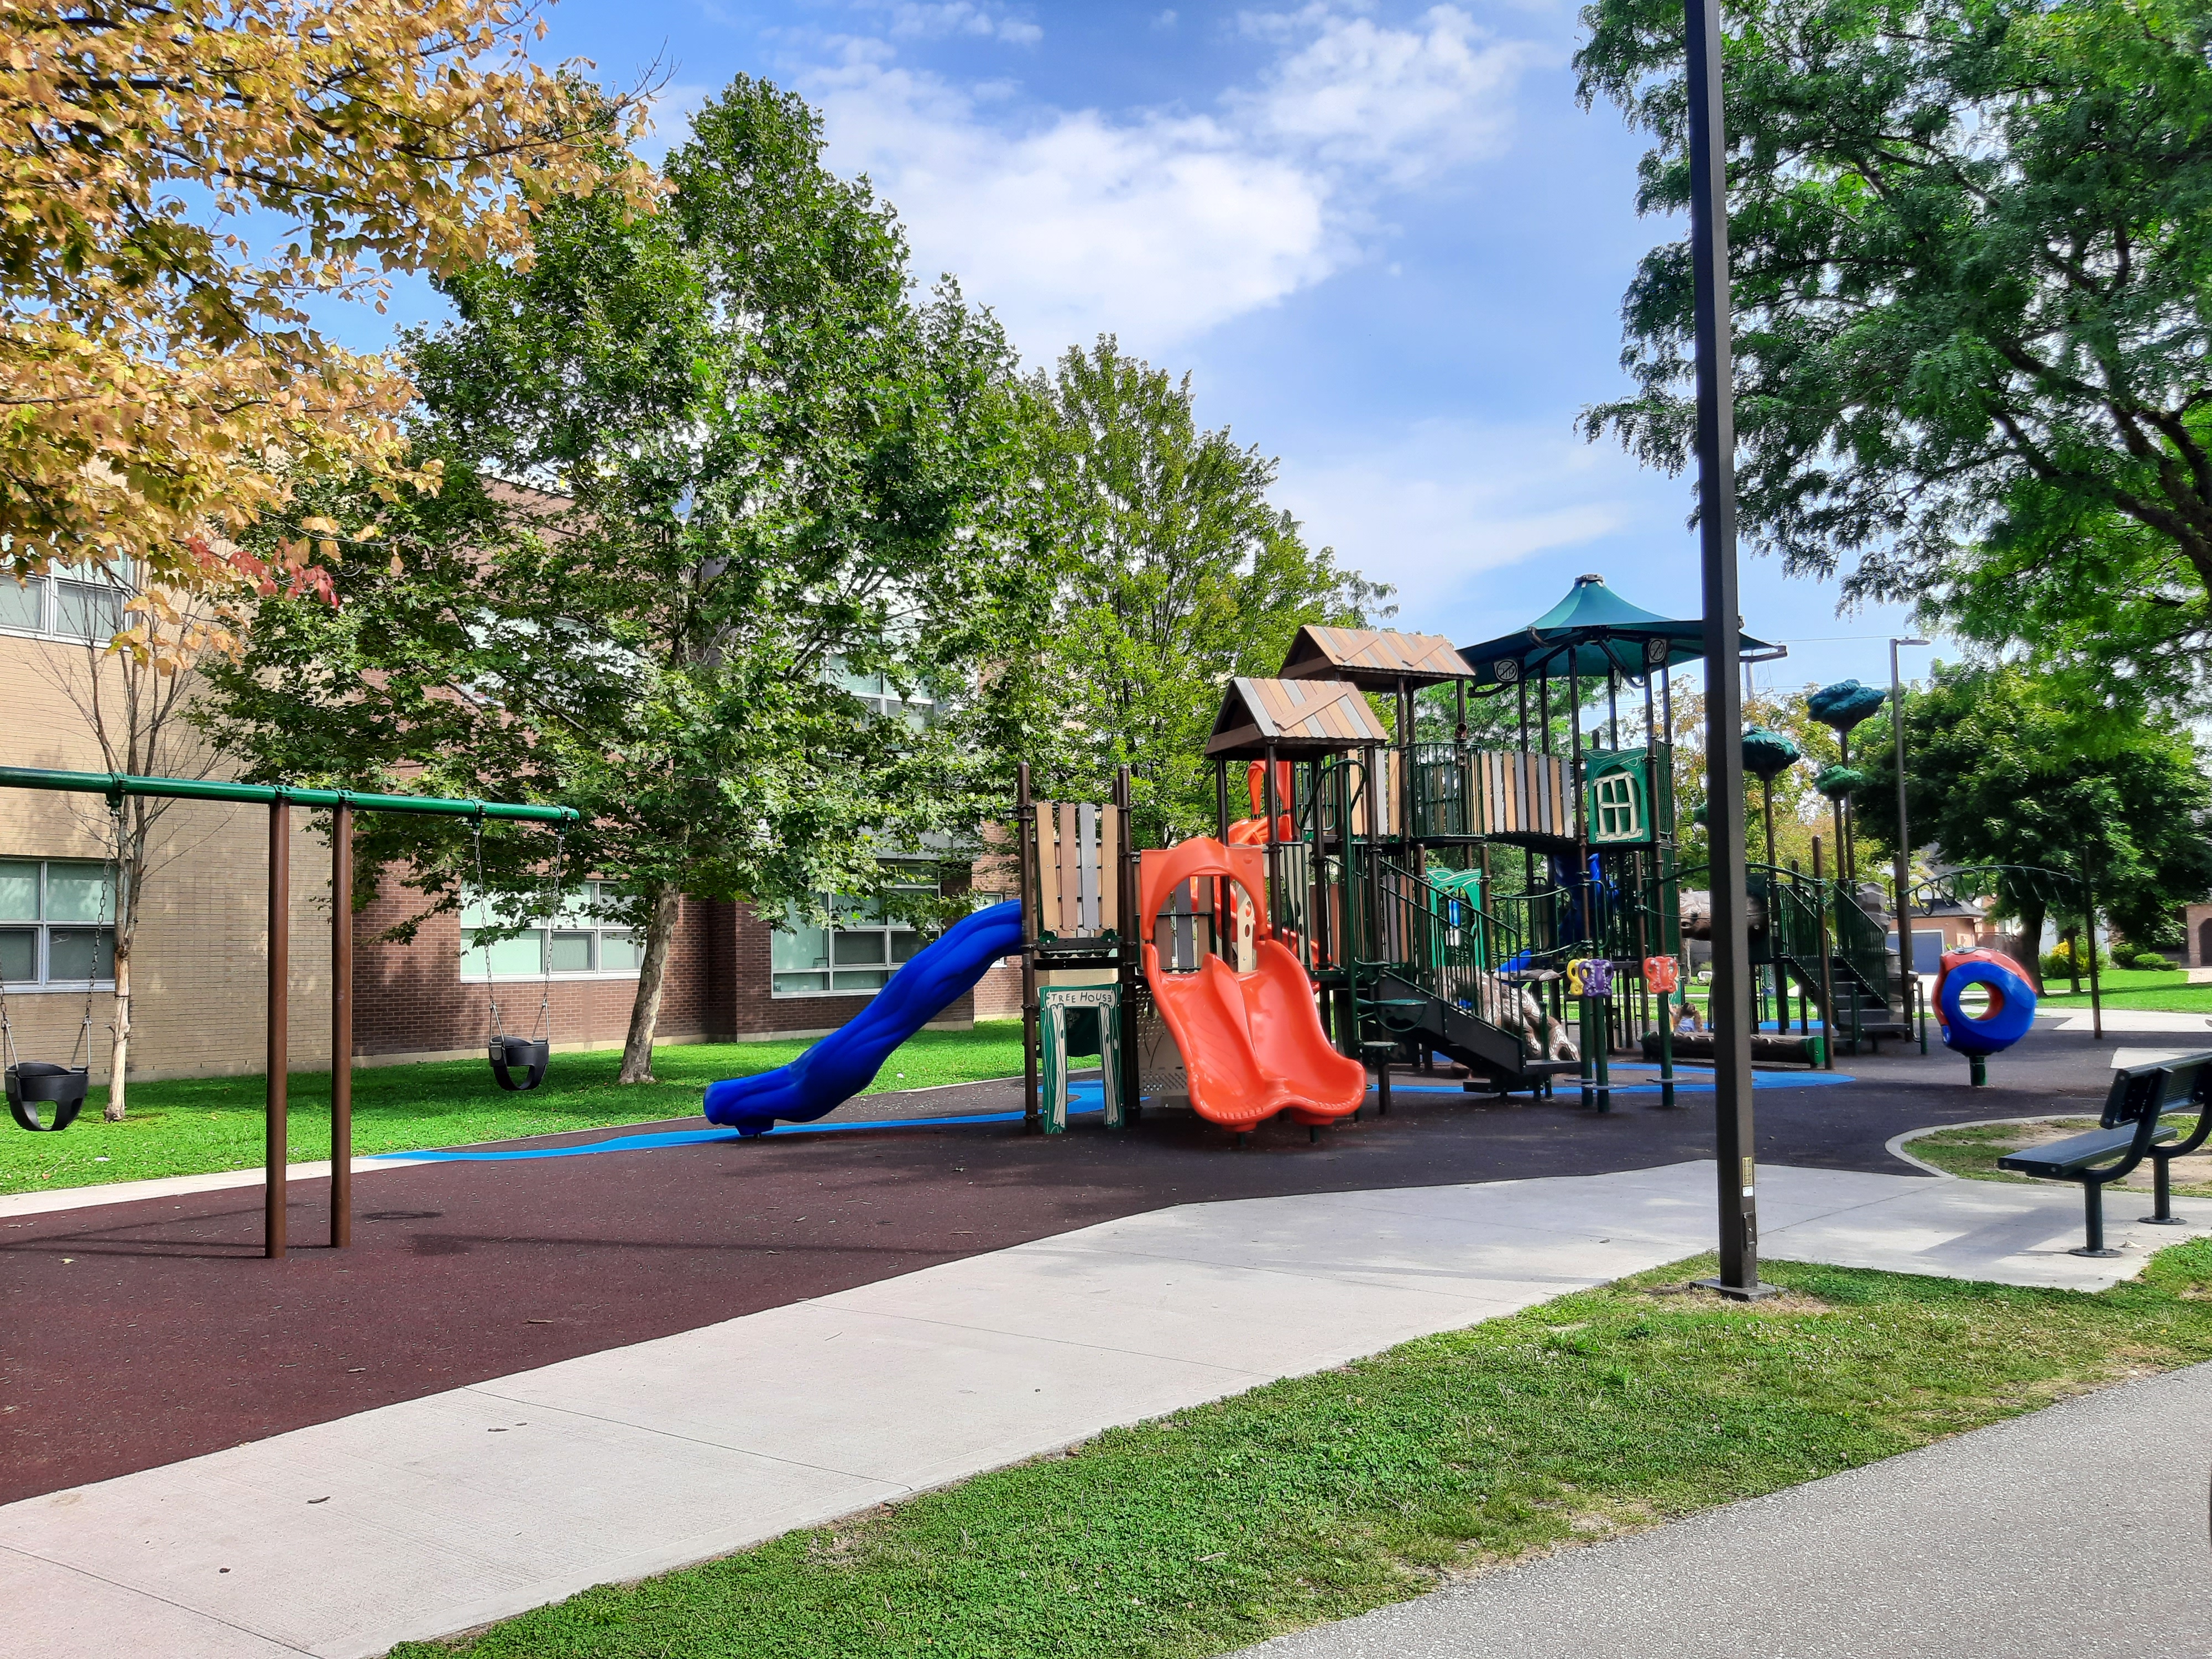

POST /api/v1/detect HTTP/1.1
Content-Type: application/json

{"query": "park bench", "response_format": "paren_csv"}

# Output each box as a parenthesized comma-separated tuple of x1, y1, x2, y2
(1997, 1051, 2212, 1257)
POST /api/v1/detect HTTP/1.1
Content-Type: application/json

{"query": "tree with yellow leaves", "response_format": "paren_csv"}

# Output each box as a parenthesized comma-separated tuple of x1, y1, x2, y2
(1, 0, 658, 625)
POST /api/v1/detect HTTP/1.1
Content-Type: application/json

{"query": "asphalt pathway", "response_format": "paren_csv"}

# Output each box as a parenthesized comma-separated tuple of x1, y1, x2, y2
(0, 1062, 2107, 1505)
(1234, 1360, 2212, 1659)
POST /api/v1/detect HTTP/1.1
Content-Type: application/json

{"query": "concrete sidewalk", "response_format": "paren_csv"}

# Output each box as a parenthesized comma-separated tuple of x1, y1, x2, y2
(1234, 1359, 2212, 1659)
(6, 1160, 2206, 1659)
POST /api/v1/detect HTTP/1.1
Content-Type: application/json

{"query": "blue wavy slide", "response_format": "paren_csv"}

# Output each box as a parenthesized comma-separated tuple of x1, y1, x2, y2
(703, 900, 1024, 1136)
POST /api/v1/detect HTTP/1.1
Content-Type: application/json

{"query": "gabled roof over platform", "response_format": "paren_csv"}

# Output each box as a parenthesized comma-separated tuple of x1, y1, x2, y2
(1278, 624, 1470, 689)
(1458, 574, 1776, 686)
(1206, 677, 1391, 759)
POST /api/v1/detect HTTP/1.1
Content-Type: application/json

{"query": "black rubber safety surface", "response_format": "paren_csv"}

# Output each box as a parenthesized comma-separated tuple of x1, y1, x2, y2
(0, 1069, 2091, 1504)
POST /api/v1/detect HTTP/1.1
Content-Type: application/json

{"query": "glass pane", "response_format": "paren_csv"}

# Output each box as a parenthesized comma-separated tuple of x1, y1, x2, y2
(598, 928, 642, 972)
(550, 930, 594, 972)
(832, 930, 886, 966)
(890, 930, 922, 964)
(771, 909, 830, 973)
(831, 892, 880, 926)
(0, 860, 38, 920)
(54, 580, 119, 641)
(773, 971, 830, 994)
(463, 928, 544, 977)
(0, 578, 42, 632)
(831, 968, 889, 991)
(44, 863, 113, 923)
(48, 927, 113, 981)
(556, 883, 596, 924)
(0, 928, 33, 982)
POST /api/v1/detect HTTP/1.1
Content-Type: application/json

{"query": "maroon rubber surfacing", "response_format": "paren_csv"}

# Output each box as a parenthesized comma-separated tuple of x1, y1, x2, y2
(0, 1074, 2077, 1504)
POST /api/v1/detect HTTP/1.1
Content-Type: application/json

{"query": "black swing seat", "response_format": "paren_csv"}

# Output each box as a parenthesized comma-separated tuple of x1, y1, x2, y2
(8, 1061, 90, 1132)
(488, 1036, 550, 1092)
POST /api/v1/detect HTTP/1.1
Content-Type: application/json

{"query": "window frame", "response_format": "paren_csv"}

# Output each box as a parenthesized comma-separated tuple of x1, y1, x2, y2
(0, 564, 127, 644)
(460, 879, 645, 983)
(1590, 772, 1644, 843)
(0, 857, 117, 992)
(770, 875, 938, 998)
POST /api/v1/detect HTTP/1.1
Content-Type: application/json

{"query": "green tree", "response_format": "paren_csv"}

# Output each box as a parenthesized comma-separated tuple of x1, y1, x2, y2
(1574, 0, 2212, 691)
(993, 338, 1392, 842)
(204, 77, 1014, 1083)
(1855, 663, 2212, 976)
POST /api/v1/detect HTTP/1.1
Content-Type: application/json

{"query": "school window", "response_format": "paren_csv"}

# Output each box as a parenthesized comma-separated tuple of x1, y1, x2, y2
(0, 564, 125, 643)
(461, 881, 643, 980)
(771, 879, 936, 996)
(1592, 773, 1643, 842)
(0, 859, 117, 987)
(830, 660, 938, 728)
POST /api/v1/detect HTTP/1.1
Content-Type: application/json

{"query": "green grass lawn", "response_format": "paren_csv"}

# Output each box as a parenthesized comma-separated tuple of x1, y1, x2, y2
(1907, 1117, 2212, 1199)
(0, 1021, 1026, 1195)
(2036, 966, 2212, 1013)
(391, 1240, 2212, 1659)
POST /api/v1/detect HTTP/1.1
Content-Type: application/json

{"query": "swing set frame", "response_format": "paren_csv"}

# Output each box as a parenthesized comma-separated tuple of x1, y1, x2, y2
(0, 765, 577, 1258)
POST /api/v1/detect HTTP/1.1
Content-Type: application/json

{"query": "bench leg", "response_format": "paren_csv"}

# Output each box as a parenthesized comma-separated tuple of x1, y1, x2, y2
(2142, 1154, 2187, 1225)
(2072, 1179, 2122, 1258)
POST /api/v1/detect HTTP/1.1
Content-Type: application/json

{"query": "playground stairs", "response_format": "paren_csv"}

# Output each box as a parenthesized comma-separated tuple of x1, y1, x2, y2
(1759, 873, 1913, 1044)
(1357, 860, 1581, 1095)
(1369, 970, 1579, 1092)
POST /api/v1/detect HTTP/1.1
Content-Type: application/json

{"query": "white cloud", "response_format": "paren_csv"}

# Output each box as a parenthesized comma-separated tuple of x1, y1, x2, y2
(1235, 5, 1545, 185)
(1267, 419, 1653, 611)
(812, 59, 1332, 355)
(799, 4, 1552, 360)
(877, 3, 1042, 44)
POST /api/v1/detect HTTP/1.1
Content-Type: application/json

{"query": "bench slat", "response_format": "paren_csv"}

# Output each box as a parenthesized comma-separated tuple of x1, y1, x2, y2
(1999, 1123, 2179, 1180)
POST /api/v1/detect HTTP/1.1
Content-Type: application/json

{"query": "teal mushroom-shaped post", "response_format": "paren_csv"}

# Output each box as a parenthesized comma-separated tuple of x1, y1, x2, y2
(1741, 726, 1802, 870)
(1812, 763, 1865, 891)
(1806, 681, 1886, 885)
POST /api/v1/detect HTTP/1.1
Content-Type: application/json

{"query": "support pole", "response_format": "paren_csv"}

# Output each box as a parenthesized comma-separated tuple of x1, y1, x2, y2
(2085, 870, 2104, 1041)
(1017, 764, 1040, 1131)
(1115, 765, 1140, 1124)
(265, 799, 290, 1260)
(1813, 836, 1836, 1070)
(331, 800, 353, 1250)
(1889, 639, 1917, 1030)
(1685, 0, 1770, 1299)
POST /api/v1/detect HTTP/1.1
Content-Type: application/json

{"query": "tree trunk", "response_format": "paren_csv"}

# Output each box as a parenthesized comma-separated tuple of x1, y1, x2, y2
(618, 888, 683, 1084)
(2003, 897, 2048, 992)
(102, 841, 138, 1121)
(103, 946, 130, 1120)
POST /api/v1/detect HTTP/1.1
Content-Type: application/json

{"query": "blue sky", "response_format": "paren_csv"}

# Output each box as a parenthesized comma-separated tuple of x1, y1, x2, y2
(369, 0, 1935, 697)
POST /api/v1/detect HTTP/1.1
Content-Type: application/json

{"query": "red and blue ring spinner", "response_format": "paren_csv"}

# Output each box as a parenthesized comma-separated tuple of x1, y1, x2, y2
(1932, 947, 2037, 1057)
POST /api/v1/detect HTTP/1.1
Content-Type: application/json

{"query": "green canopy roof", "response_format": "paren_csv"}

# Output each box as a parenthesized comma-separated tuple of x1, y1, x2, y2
(1458, 574, 1776, 686)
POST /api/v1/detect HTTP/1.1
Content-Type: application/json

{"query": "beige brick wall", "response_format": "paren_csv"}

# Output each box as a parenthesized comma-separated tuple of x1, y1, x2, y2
(0, 637, 332, 1082)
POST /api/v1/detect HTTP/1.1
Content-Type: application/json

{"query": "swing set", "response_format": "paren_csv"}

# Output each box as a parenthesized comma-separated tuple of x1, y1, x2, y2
(0, 765, 577, 1256)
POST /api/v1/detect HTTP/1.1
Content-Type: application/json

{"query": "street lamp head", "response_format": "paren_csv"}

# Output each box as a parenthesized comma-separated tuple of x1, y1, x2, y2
(1893, 635, 1929, 646)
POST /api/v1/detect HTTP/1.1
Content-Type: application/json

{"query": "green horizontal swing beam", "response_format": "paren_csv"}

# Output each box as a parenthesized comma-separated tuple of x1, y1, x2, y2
(0, 766, 578, 823)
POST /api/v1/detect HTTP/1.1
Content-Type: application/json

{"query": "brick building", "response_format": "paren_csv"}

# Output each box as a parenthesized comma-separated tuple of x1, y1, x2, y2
(1, 571, 980, 1084)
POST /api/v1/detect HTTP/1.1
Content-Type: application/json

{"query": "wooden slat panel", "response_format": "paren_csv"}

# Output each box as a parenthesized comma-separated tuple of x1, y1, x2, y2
(1098, 805, 1120, 931)
(1057, 802, 1079, 936)
(1076, 801, 1099, 931)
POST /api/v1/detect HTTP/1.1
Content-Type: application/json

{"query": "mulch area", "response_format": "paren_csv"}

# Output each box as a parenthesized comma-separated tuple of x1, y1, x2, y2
(0, 1070, 2086, 1504)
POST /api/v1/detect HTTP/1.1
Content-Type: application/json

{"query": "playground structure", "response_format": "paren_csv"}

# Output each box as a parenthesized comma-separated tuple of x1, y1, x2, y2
(713, 573, 1975, 1141)
(0, 765, 576, 1254)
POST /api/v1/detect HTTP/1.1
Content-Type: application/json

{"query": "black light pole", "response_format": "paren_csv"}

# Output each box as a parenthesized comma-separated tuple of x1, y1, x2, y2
(1686, 0, 1772, 1300)
(1887, 637, 1927, 1018)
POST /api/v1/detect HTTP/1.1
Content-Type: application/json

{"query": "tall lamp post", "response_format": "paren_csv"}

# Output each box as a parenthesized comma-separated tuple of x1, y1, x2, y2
(1684, 0, 1771, 1299)
(1888, 637, 1928, 1022)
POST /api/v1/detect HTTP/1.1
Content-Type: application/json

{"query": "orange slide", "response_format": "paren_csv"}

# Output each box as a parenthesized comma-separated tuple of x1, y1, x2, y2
(1139, 836, 1366, 1132)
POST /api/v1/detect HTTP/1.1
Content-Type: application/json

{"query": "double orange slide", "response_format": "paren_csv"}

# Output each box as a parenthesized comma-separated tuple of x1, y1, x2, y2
(1139, 834, 1366, 1133)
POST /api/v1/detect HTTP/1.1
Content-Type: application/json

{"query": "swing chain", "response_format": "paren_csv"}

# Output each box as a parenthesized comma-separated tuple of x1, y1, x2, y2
(75, 794, 123, 1071)
(535, 825, 566, 1042)
(471, 811, 506, 1043)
